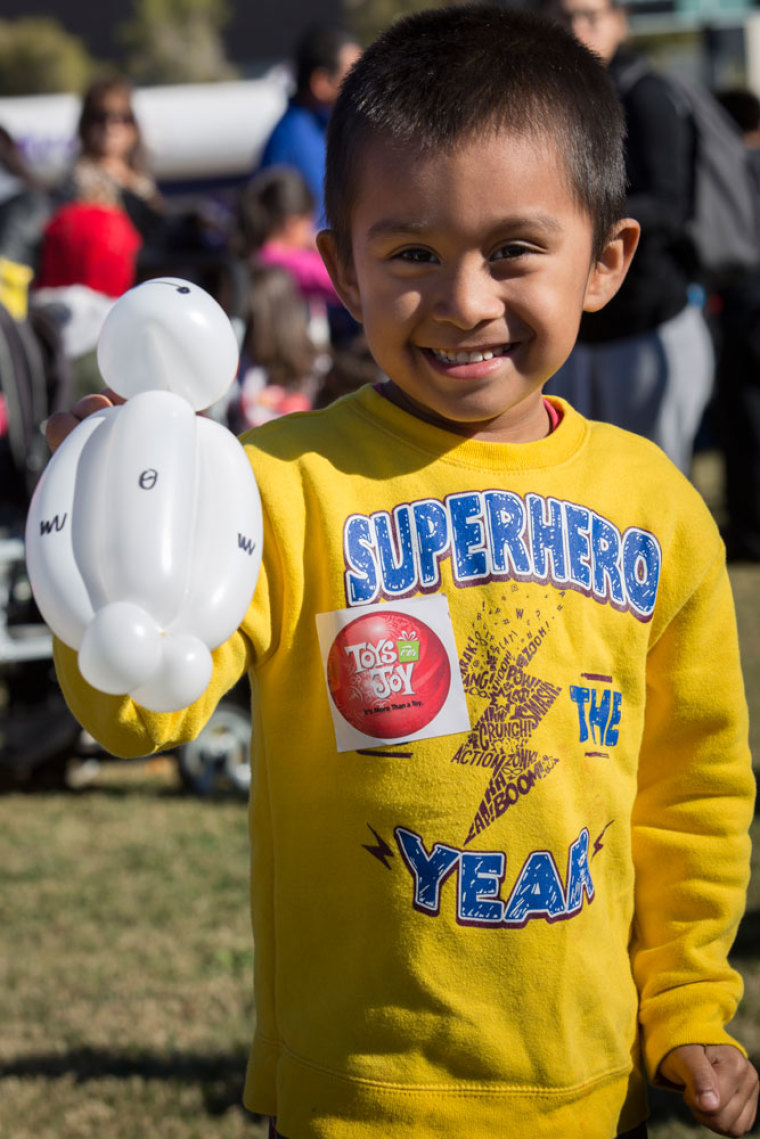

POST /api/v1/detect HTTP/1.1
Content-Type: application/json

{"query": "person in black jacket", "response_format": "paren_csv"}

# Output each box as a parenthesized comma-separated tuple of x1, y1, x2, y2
(542, 0, 714, 474)
(710, 88, 760, 560)
(0, 126, 51, 275)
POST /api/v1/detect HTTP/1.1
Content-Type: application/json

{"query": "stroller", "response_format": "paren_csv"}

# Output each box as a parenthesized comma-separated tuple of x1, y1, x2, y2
(0, 288, 86, 789)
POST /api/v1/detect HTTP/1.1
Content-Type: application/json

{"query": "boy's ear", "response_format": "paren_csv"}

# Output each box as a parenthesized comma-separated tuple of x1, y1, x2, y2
(583, 219, 641, 312)
(316, 230, 363, 322)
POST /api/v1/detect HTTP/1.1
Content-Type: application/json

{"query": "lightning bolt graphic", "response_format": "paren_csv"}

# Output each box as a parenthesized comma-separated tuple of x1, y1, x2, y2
(363, 824, 394, 869)
(456, 612, 561, 844)
(592, 820, 615, 858)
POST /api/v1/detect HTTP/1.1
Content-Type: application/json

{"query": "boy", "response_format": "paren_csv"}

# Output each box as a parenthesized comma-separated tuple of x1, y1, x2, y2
(48, 6, 758, 1138)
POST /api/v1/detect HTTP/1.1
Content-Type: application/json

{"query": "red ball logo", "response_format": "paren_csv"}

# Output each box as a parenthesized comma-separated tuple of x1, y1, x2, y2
(327, 609, 451, 738)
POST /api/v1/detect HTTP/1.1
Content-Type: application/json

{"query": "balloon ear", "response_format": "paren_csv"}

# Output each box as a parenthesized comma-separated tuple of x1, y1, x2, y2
(583, 219, 640, 313)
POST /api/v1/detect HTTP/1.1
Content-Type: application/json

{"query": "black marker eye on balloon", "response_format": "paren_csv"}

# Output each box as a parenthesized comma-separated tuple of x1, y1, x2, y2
(154, 280, 191, 294)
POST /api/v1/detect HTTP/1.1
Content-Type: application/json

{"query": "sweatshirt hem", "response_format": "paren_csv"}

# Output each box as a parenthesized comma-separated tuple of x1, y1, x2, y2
(245, 1037, 648, 1138)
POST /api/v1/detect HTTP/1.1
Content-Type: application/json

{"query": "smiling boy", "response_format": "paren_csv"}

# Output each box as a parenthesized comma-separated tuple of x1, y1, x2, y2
(49, 6, 758, 1139)
(319, 131, 622, 443)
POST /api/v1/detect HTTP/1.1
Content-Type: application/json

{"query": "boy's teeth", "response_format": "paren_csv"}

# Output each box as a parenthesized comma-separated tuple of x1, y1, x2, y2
(433, 346, 507, 364)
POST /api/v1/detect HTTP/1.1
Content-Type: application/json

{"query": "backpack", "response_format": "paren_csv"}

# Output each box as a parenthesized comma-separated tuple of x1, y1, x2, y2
(617, 60, 760, 286)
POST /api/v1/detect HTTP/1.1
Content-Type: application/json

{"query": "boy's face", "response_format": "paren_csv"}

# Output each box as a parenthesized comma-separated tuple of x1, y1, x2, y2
(319, 129, 637, 443)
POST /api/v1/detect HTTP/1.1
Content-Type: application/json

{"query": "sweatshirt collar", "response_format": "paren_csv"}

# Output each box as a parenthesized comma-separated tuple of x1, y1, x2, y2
(351, 385, 589, 473)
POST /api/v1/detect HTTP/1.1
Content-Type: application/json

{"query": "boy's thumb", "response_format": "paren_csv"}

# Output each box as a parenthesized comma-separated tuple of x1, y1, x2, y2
(665, 1045, 721, 1113)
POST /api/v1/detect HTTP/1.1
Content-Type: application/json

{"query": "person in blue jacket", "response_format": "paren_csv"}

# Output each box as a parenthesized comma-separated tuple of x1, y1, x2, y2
(258, 24, 361, 226)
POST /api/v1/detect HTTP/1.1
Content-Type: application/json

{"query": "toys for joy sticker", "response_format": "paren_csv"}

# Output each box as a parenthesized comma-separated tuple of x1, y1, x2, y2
(316, 595, 471, 751)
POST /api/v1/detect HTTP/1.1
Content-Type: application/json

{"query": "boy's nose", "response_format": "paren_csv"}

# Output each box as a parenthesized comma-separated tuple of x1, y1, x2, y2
(432, 259, 504, 329)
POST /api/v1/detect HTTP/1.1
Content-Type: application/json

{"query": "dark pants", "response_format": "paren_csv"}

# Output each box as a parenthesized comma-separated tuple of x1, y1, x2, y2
(716, 274, 760, 560)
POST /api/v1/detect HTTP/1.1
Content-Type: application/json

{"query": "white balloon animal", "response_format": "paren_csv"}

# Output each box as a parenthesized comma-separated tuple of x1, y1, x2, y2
(25, 277, 263, 712)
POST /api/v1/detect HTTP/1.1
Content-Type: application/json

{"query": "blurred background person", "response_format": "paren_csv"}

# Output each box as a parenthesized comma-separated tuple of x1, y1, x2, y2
(710, 87, 760, 561)
(31, 198, 141, 399)
(33, 75, 158, 312)
(715, 87, 760, 161)
(34, 202, 142, 301)
(58, 73, 165, 249)
(256, 23, 361, 226)
(542, 0, 714, 475)
(0, 125, 51, 290)
(32, 75, 165, 397)
(0, 127, 70, 521)
(226, 261, 324, 432)
(235, 164, 341, 351)
(313, 330, 382, 410)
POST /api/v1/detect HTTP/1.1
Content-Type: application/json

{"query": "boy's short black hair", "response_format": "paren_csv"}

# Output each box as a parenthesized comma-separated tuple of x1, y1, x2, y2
(324, 4, 626, 264)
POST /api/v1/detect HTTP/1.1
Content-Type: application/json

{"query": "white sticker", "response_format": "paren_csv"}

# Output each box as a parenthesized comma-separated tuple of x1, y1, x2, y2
(316, 594, 471, 752)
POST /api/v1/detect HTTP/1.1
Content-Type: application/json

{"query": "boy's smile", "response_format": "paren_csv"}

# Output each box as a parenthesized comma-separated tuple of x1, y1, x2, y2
(319, 130, 637, 443)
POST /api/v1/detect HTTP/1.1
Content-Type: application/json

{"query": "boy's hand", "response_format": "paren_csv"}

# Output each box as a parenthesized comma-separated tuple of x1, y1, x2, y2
(45, 389, 124, 454)
(659, 1044, 759, 1136)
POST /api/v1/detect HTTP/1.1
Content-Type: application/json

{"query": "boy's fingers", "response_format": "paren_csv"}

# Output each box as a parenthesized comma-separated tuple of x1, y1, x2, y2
(661, 1045, 721, 1112)
(44, 390, 123, 453)
(713, 1054, 760, 1137)
(45, 410, 87, 453)
(734, 1099, 759, 1137)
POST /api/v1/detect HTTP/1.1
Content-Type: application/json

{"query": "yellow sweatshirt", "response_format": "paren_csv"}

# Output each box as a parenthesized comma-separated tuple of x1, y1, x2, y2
(54, 390, 755, 1139)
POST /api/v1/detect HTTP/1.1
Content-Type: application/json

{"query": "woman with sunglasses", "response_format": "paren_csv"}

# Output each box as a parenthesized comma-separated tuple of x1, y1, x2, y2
(32, 76, 167, 389)
(59, 74, 165, 244)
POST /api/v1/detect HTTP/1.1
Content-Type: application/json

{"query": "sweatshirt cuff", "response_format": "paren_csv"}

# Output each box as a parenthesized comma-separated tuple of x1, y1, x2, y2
(641, 998, 747, 1086)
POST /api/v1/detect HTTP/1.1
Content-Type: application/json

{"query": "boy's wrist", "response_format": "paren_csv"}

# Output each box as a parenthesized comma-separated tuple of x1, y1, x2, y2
(646, 1026, 748, 1089)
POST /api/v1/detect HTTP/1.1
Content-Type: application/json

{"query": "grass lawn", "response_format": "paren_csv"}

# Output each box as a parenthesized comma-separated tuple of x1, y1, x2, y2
(0, 760, 266, 1139)
(0, 453, 757, 1138)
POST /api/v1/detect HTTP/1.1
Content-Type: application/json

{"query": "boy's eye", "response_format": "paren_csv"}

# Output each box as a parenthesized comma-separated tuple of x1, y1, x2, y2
(395, 247, 438, 264)
(491, 242, 535, 261)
